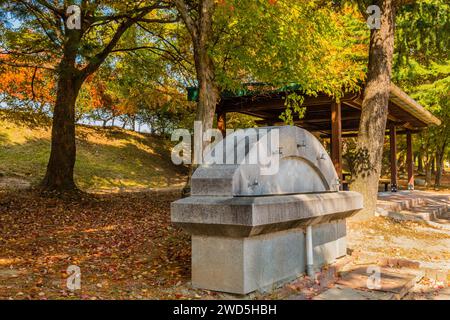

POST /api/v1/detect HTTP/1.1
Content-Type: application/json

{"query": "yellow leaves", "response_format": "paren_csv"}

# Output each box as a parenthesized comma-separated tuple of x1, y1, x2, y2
(0, 258, 23, 266)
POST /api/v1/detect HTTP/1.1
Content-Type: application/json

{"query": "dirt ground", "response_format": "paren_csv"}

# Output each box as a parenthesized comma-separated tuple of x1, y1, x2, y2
(347, 217, 450, 270)
(0, 188, 449, 300)
(0, 190, 193, 300)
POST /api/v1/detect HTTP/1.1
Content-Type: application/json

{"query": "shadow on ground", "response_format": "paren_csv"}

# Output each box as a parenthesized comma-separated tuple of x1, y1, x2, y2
(0, 190, 191, 300)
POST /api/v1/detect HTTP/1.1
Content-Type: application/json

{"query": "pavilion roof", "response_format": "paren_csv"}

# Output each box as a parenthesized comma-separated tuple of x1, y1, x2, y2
(191, 83, 441, 135)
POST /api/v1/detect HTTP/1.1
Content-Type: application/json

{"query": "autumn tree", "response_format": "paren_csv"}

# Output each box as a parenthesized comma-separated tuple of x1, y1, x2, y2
(0, 55, 55, 125)
(175, 0, 218, 155)
(0, 1, 178, 191)
(175, 0, 367, 194)
(97, 29, 195, 133)
(349, 0, 449, 217)
(349, 0, 398, 218)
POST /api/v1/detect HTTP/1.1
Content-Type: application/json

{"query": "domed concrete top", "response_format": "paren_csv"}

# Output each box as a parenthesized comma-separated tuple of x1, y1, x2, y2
(192, 126, 340, 196)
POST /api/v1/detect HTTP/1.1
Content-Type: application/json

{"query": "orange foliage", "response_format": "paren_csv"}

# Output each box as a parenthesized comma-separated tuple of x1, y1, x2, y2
(81, 74, 120, 115)
(0, 55, 55, 105)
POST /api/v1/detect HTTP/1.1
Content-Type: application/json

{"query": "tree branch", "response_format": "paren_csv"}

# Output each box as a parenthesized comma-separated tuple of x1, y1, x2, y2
(80, 3, 174, 79)
(31, 67, 38, 101)
(0, 59, 55, 71)
(34, 0, 64, 17)
(175, 0, 198, 40)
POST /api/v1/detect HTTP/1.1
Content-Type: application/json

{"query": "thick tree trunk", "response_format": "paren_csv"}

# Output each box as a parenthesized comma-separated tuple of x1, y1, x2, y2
(181, 45, 219, 198)
(40, 26, 84, 192)
(194, 49, 219, 138)
(39, 9, 139, 192)
(41, 68, 82, 191)
(351, 0, 395, 220)
(178, 0, 219, 197)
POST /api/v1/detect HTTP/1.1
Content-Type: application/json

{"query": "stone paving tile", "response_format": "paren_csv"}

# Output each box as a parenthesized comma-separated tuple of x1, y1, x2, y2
(433, 287, 450, 300)
(312, 285, 394, 300)
(377, 192, 450, 222)
(335, 265, 423, 299)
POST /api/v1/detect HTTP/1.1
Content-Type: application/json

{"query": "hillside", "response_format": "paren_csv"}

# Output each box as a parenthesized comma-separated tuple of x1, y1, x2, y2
(0, 120, 188, 192)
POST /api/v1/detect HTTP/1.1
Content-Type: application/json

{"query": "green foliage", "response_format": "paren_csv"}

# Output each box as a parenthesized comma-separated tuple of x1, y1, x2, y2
(279, 92, 305, 125)
(211, 0, 368, 122)
(395, 0, 449, 65)
(393, 0, 450, 183)
(225, 113, 258, 129)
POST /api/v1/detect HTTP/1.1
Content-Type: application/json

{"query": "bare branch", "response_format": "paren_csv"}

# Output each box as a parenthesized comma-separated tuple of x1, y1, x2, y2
(0, 59, 55, 71)
(31, 67, 38, 101)
(34, 0, 64, 17)
(136, 16, 180, 24)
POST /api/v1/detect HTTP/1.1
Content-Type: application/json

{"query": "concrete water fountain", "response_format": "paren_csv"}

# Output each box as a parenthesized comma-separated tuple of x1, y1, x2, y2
(171, 126, 363, 294)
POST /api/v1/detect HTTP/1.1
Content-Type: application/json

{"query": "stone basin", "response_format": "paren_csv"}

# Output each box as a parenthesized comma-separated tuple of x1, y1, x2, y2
(171, 126, 363, 294)
(172, 192, 362, 237)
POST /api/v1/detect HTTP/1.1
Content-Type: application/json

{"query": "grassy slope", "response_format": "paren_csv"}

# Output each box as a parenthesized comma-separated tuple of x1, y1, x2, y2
(0, 120, 187, 192)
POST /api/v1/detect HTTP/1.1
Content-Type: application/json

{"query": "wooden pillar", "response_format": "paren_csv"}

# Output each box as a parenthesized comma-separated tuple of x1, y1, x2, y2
(217, 111, 226, 137)
(331, 101, 343, 182)
(389, 123, 398, 192)
(406, 130, 414, 190)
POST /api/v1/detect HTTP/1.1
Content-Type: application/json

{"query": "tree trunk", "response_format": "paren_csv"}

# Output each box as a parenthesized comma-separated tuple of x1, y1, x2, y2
(435, 140, 447, 187)
(351, 0, 395, 220)
(425, 156, 433, 185)
(178, 0, 219, 197)
(435, 154, 443, 188)
(417, 152, 424, 173)
(40, 25, 85, 192)
(41, 68, 82, 191)
(194, 48, 219, 140)
(39, 10, 140, 191)
(181, 43, 219, 197)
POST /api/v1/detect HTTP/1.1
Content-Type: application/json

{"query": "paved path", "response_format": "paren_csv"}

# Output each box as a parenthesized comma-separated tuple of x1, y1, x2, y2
(311, 191, 450, 300)
(377, 190, 450, 224)
(313, 265, 423, 300)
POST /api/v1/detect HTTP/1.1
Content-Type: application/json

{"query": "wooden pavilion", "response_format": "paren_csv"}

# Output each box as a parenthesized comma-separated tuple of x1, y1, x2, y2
(209, 83, 441, 191)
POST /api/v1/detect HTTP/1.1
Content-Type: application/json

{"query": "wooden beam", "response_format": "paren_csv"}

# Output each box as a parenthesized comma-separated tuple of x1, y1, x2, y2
(219, 95, 331, 113)
(346, 99, 407, 125)
(217, 111, 226, 137)
(343, 99, 363, 111)
(219, 92, 360, 113)
(321, 129, 422, 138)
(295, 115, 360, 124)
(407, 130, 414, 190)
(331, 101, 343, 182)
(240, 110, 275, 119)
(389, 123, 398, 192)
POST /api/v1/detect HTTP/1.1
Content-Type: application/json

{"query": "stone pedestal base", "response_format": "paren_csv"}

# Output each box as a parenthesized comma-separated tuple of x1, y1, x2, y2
(191, 220, 346, 294)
